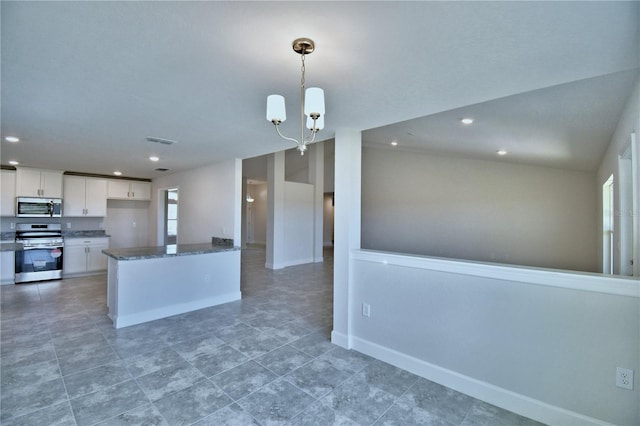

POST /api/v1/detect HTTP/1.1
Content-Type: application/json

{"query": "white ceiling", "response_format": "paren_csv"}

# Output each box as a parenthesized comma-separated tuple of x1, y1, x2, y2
(1, 1, 638, 179)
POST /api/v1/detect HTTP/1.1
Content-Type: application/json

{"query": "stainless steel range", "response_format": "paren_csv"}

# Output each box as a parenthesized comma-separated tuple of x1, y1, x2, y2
(15, 223, 64, 283)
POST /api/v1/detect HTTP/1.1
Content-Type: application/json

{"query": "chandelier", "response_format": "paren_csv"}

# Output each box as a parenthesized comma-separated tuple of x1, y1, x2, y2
(266, 38, 325, 155)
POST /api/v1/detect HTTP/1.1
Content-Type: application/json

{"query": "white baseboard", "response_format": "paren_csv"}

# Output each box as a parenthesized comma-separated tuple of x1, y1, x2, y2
(266, 258, 316, 270)
(331, 330, 350, 349)
(113, 291, 241, 329)
(351, 336, 612, 426)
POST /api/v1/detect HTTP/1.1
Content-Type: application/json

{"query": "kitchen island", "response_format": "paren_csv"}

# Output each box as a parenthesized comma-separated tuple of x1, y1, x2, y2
(103, 241, 240, 329)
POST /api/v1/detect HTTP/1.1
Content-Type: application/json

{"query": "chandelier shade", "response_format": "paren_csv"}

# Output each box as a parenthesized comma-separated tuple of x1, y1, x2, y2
(304, 88, 325, 117)
(266, 95, 286, 123)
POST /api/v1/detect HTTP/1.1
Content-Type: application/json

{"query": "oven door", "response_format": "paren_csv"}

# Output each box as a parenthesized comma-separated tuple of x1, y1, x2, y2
(15, 245, 64, 283)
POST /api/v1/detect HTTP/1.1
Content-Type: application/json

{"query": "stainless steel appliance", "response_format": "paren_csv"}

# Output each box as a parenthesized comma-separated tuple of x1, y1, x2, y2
(16, 197, 62, 218)
(15, 223, 64, 283)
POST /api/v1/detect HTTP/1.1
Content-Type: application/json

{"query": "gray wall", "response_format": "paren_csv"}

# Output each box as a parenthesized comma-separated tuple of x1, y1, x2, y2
(350, 250, 639, 426)
(104, 200, 150, 249)
(362, 147, 598, 272)
(151, 159, 241, 245)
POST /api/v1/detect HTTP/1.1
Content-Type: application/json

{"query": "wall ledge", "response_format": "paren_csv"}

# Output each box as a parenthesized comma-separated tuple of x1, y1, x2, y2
(352, 249, 640, 298)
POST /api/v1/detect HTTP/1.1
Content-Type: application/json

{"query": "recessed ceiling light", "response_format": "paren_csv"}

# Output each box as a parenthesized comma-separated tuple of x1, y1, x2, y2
(149, 156, 160, 162)
(8, 160, 19, 165)
(5, 136, 20, 143)
(113, 171, 122, 176)
(390, 141, 398, 147)
(497, 149, 508, 156)
(460, 118, 474, 125)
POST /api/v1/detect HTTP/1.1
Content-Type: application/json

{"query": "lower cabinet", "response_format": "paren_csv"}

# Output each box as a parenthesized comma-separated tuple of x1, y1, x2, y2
(64, 238, 109, 276)
(1, 249, 15, 285)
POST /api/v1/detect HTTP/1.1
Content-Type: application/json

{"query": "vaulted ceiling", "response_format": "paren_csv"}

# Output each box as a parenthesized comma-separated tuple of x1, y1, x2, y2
(2, 1, 638, 179)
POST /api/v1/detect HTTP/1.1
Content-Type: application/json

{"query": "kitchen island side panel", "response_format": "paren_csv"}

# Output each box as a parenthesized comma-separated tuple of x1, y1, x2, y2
(108, 250, 240, 328)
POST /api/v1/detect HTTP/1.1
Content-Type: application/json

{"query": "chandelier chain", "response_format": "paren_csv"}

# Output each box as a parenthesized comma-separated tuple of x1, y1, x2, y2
(300, 53, 306, 89)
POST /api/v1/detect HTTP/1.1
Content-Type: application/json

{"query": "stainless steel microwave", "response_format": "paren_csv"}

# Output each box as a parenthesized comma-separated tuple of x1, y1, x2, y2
(16, 197, 63, 218)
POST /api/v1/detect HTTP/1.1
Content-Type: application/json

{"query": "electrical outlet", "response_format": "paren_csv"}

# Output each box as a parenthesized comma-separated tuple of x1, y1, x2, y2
(616, 367, 634, 390)
(362, 303, 370, 317)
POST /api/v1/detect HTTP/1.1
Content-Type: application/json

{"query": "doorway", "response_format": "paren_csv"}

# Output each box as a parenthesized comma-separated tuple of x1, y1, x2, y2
(602, 175, 614, 274)
(165, 188, 178, 245)
(618, 132, 638, 276)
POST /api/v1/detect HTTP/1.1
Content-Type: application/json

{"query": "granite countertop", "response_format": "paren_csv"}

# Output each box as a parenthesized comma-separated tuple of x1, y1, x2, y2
(0, 242, 22, 252)
(63, 230, 110, 238)
(102, 242, 239, 261)
(1, 232, 16, 241)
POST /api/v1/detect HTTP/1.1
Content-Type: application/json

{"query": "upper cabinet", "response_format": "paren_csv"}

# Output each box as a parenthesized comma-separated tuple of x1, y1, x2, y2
(107, 180, 151, 201)
(63, 176, 107, 217)
(1, 170, 16, 216)
(15, 167, 63, 198)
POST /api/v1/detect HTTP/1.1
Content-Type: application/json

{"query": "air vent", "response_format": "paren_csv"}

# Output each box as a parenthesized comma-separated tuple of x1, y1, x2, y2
(146, 136, 177, 145)
(154, 167, 171, 172)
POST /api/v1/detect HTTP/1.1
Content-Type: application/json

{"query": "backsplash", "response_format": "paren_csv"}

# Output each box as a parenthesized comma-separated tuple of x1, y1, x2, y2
(0, 216, 104, 233)
(211, 237, 234, 247)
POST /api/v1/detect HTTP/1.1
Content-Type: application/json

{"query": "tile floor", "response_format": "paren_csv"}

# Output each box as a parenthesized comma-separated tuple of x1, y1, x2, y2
(0, 247, 544, 425)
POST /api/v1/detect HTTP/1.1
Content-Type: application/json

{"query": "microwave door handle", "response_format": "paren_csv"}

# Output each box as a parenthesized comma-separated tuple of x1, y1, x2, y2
(48, 201, 54, 217)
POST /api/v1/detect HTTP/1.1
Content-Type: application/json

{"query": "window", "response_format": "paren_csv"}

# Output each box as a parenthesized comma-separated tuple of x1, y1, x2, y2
(165, 188, 178, 244)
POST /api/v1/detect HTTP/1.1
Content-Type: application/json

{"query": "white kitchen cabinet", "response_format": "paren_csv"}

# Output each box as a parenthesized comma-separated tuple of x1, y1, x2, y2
(64, 237, 109, 275)
(1, 246, 15, 285)
(107, 180, 151, 200)
(1, 170, 16, 216)
(15, 167, 63, 198)
(63, 176, 107, 217)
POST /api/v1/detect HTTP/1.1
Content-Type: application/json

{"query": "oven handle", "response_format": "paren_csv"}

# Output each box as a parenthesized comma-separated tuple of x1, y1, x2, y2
(21, 245, 64, 250)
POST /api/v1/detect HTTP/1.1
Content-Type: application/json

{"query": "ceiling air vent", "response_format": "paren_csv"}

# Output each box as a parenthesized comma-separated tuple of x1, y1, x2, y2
(146, 136, 177, 145)
(154, 167, 170, 172)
